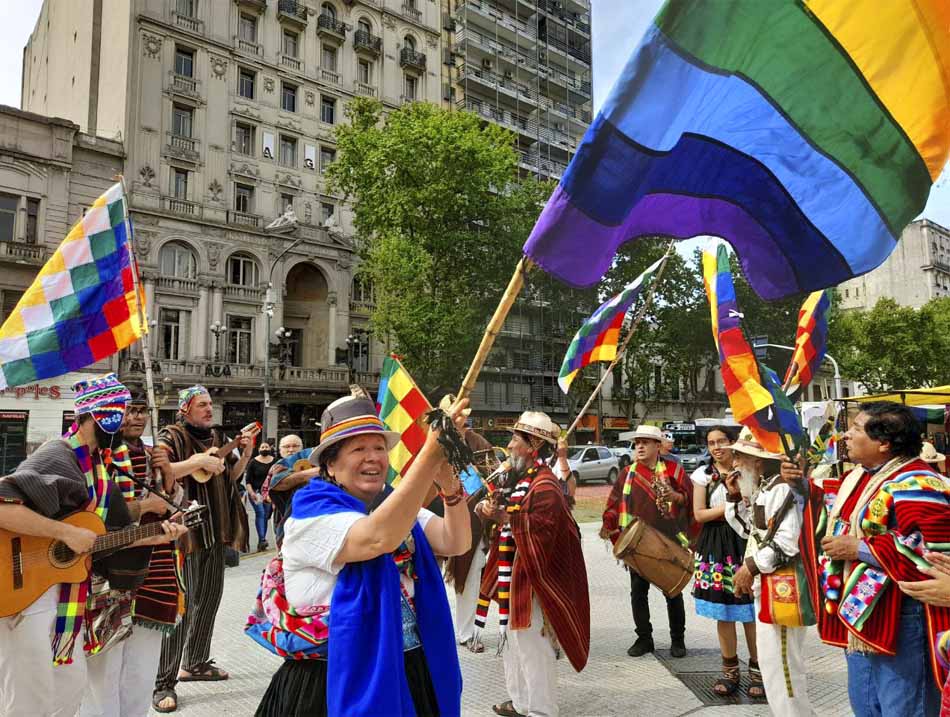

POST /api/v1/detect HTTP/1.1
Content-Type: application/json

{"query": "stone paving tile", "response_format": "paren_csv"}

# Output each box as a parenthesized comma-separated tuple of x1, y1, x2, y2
(151, 521, 854, 717)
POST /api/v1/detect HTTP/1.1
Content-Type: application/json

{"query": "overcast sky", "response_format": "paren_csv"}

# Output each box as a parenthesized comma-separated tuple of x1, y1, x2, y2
(0, 0, 946, 229)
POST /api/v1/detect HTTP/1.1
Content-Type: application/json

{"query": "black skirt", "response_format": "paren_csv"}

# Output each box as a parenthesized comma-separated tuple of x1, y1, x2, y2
(255, 648, 440, 717)
(692, 520, 756, 622)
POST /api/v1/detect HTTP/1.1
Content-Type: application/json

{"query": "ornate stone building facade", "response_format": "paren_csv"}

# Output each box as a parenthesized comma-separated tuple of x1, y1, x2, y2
(22, 0, 442, 444)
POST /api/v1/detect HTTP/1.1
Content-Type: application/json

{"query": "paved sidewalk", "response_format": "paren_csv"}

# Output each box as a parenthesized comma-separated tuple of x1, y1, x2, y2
(151, 522, 852, 716)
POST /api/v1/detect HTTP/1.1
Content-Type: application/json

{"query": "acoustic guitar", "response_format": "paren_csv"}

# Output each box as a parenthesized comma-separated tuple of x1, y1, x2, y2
(0, 503, 206, 618)
(191, 421, 261, 483)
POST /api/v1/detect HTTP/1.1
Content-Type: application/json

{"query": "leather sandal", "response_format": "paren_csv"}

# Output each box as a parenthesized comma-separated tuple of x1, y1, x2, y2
(747, 660, 766, 698)
(492, 700, 525, 717)
(178, 659, 229, 682)
(152, 688, 178, 713)
(712, 656, 741, 696)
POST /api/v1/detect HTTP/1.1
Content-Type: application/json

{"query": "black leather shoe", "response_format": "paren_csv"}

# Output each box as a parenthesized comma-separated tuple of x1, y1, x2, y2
(627, 638, 655, 657)
(670, 640, 687, 658)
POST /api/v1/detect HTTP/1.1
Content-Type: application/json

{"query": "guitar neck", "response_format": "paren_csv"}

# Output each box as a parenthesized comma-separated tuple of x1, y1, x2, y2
(92, 521, 169, 555)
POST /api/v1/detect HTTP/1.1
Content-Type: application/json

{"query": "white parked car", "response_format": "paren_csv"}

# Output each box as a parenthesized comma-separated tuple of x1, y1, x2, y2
(567, 445, 620, 485)
(609, 440, 635, 467)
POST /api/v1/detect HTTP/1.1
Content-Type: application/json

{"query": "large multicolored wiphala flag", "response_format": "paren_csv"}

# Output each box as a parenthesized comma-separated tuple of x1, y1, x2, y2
(703, 244, 800, 454)
(557, 255, 665, 393)
(523, 1, 950, 300)
(376, 354, 431, 486)
(0, 183, 145, 389)
(783, 290, 831, 399)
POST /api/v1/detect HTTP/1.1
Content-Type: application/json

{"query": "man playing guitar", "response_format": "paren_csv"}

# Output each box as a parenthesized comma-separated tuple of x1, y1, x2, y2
(0, 374, 187, 717)
(152, 385, 257, 713)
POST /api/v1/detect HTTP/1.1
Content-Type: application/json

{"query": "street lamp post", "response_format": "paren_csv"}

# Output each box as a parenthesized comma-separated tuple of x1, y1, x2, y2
(761, 343, 843, 399)
(209, 320, 225, 362)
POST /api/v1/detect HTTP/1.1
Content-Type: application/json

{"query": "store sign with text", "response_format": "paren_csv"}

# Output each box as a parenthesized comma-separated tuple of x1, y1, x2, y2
(0, 384, 62, 400)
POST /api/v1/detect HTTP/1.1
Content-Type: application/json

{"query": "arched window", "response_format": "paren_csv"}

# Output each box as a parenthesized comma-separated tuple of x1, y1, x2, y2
(226, 252, 259, 287)
(321, 2, 336, 20)
(403, 35, 416, 51)
(351, 275, 375, 306)
(159, 241, 197, 279)
(358, 18, 371, 35)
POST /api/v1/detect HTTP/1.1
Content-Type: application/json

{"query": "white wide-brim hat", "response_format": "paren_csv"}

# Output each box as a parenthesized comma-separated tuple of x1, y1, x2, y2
(729, 427, 786, 461)
(921, 441, 946, 465)
(628, 425, 664, 442)
(508, 410, 560, 445)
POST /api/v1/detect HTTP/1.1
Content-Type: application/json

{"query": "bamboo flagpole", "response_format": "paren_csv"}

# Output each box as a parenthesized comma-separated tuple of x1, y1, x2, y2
(115, 176, 162, 456)
(564, 240, 675, 439)
(457, 256, 532, 400)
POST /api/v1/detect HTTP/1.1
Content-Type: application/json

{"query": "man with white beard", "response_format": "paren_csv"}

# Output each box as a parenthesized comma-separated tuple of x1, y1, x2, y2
(724, 429, 815, 717)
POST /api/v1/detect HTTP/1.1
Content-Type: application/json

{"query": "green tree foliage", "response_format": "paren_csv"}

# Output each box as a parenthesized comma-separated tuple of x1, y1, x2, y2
(327, 98, 567, 395)
(829, 296, 950, 392)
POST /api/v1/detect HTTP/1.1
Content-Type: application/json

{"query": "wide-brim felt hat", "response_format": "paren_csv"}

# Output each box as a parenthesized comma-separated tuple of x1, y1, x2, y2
(729, 427, 786, 461)
(921, 441, 946, 465)
(311, 395, 401, 465)
(508, 411, 560, 445)
(628, 425, 664, 442)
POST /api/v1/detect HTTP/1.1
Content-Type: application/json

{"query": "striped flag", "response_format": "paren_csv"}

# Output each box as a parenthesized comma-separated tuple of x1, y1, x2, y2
(557, 255, 665, 393)
(376, 354, 431, 486)
(0, 182, 145, 388)
(783, 290, 831, 399)
(522, 1, 950, 301)
(703, 244, 801, 454)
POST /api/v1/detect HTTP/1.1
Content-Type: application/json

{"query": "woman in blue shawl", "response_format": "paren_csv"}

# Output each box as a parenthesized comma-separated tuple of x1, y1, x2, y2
(253, 394, 471, 717)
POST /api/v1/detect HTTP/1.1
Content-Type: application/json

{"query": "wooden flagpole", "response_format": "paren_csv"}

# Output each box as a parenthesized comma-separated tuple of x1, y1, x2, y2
(457, 256, 532, 400)
(565, 240, 675, 439)
(115, 175, 162, 453)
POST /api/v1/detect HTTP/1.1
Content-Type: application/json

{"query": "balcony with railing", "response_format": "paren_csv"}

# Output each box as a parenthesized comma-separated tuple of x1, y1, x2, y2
(165, 132, 200, 161)
(228, 210, 262, 228)
(353, 29, 382, 56)
(453, 28, 538, 72)
(536, 0, 591, 35)
(400, 2, 422, 23)
(172, 10, 203, 33)
(517, 150, 568, 178)
(162, 196, 202, 217)
(456, 0, 537, 42)
(457, 63, 537, 105)
(0, 240, 47, 265)
(539, 30, 591, 65)
(277, 0, 308, 26)
(281, 54, 302, 71)
(459, 98, 575, 148)
(236, 0, 267, 11)
(399, 47, 426, 73)
(235, 37, 262, 55)
(317, 13, 347, 42)
(354, 81, 376, 97)
(155, 275, 199, 295)
(224, 284, 265, 302)
(168, 71, 200, 98)
(321, 68, 341, 84)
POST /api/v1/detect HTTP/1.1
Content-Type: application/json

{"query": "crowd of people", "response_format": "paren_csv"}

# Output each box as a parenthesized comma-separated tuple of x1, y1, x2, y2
(2, 371, 950, 717)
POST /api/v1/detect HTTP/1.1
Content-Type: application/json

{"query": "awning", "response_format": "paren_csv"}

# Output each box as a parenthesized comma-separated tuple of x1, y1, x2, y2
(849, 386, 950, 406)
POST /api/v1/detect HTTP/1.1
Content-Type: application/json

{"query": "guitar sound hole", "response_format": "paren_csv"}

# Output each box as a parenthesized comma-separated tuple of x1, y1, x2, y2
(50, 542, 78, 567)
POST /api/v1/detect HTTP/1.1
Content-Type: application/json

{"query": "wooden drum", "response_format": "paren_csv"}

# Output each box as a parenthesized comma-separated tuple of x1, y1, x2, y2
(613, 519, 694, 598)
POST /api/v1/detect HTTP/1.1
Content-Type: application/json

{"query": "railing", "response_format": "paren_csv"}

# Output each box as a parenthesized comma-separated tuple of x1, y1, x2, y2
(167, 133, 198, 154)
(539, 30, 591, 64)
(458, 99, 574, 147)
(224, 284, 265, 301)
(236, 37, 262, 55)
(453, 28, 536, 70)
(170, 72, 198, 95)
(277, 0, 308, 23)
(317, 13, 347, 37)
(517, 150, 568, 178)
(399, 47, 426, 71)
(350, 300, 375, 313)
(0, 240, 46, 264)
(173, 11, 202, 33)
(155, 276, 199, 294)
(458, 63, 536, 103)
(457, 0, 537, 40)
(536, 0, 591, 35)
(400, 2, 422, 22)
(281, 54, 302, 71)
(228, 210, 262, 228)
(354, 82, 376, 97)
(353, 29, 382, 54)
(321, 68, 341, 84)
(162, 196, 201, 217)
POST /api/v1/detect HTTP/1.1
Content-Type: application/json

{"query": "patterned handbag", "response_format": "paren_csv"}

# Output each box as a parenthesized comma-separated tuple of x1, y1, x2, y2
(758, 555, 817, 627)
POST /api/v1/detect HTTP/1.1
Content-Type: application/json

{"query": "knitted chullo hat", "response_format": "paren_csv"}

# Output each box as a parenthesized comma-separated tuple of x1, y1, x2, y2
(72, 373, 132, 434)
(178, 385, 209, 414)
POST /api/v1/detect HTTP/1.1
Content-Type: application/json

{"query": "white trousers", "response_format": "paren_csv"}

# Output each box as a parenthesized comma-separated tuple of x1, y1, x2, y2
(503, 595, 558, 717)
(756, 620, 814, 717)
(0, 586, 88, 717)
(455, 538, 488, 643)
(81, 627, 164, 717)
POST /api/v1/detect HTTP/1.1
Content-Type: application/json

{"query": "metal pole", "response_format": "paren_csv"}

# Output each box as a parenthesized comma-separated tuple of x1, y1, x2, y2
(262, 236, 304, 438)
(765, 343, 842, 399)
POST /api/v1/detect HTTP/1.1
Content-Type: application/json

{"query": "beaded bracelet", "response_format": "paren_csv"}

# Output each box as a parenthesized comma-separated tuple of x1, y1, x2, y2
(441, 483, 466, 507)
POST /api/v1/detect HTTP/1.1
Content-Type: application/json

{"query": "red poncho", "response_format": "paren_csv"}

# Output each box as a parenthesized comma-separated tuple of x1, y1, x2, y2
(601, 458, 695, 544)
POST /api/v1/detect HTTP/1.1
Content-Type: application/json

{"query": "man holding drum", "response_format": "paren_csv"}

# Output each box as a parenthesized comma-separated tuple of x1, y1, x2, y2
(601, 425, 694, 658)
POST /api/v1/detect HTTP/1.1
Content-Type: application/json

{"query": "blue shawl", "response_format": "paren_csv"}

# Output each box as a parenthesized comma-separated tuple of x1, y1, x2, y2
(291, 479, 462, 717)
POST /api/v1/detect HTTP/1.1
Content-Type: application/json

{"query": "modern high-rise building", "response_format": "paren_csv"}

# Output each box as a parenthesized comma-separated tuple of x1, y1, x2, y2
(443, 0, 592, 181)
(21, 0, 442, 444)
